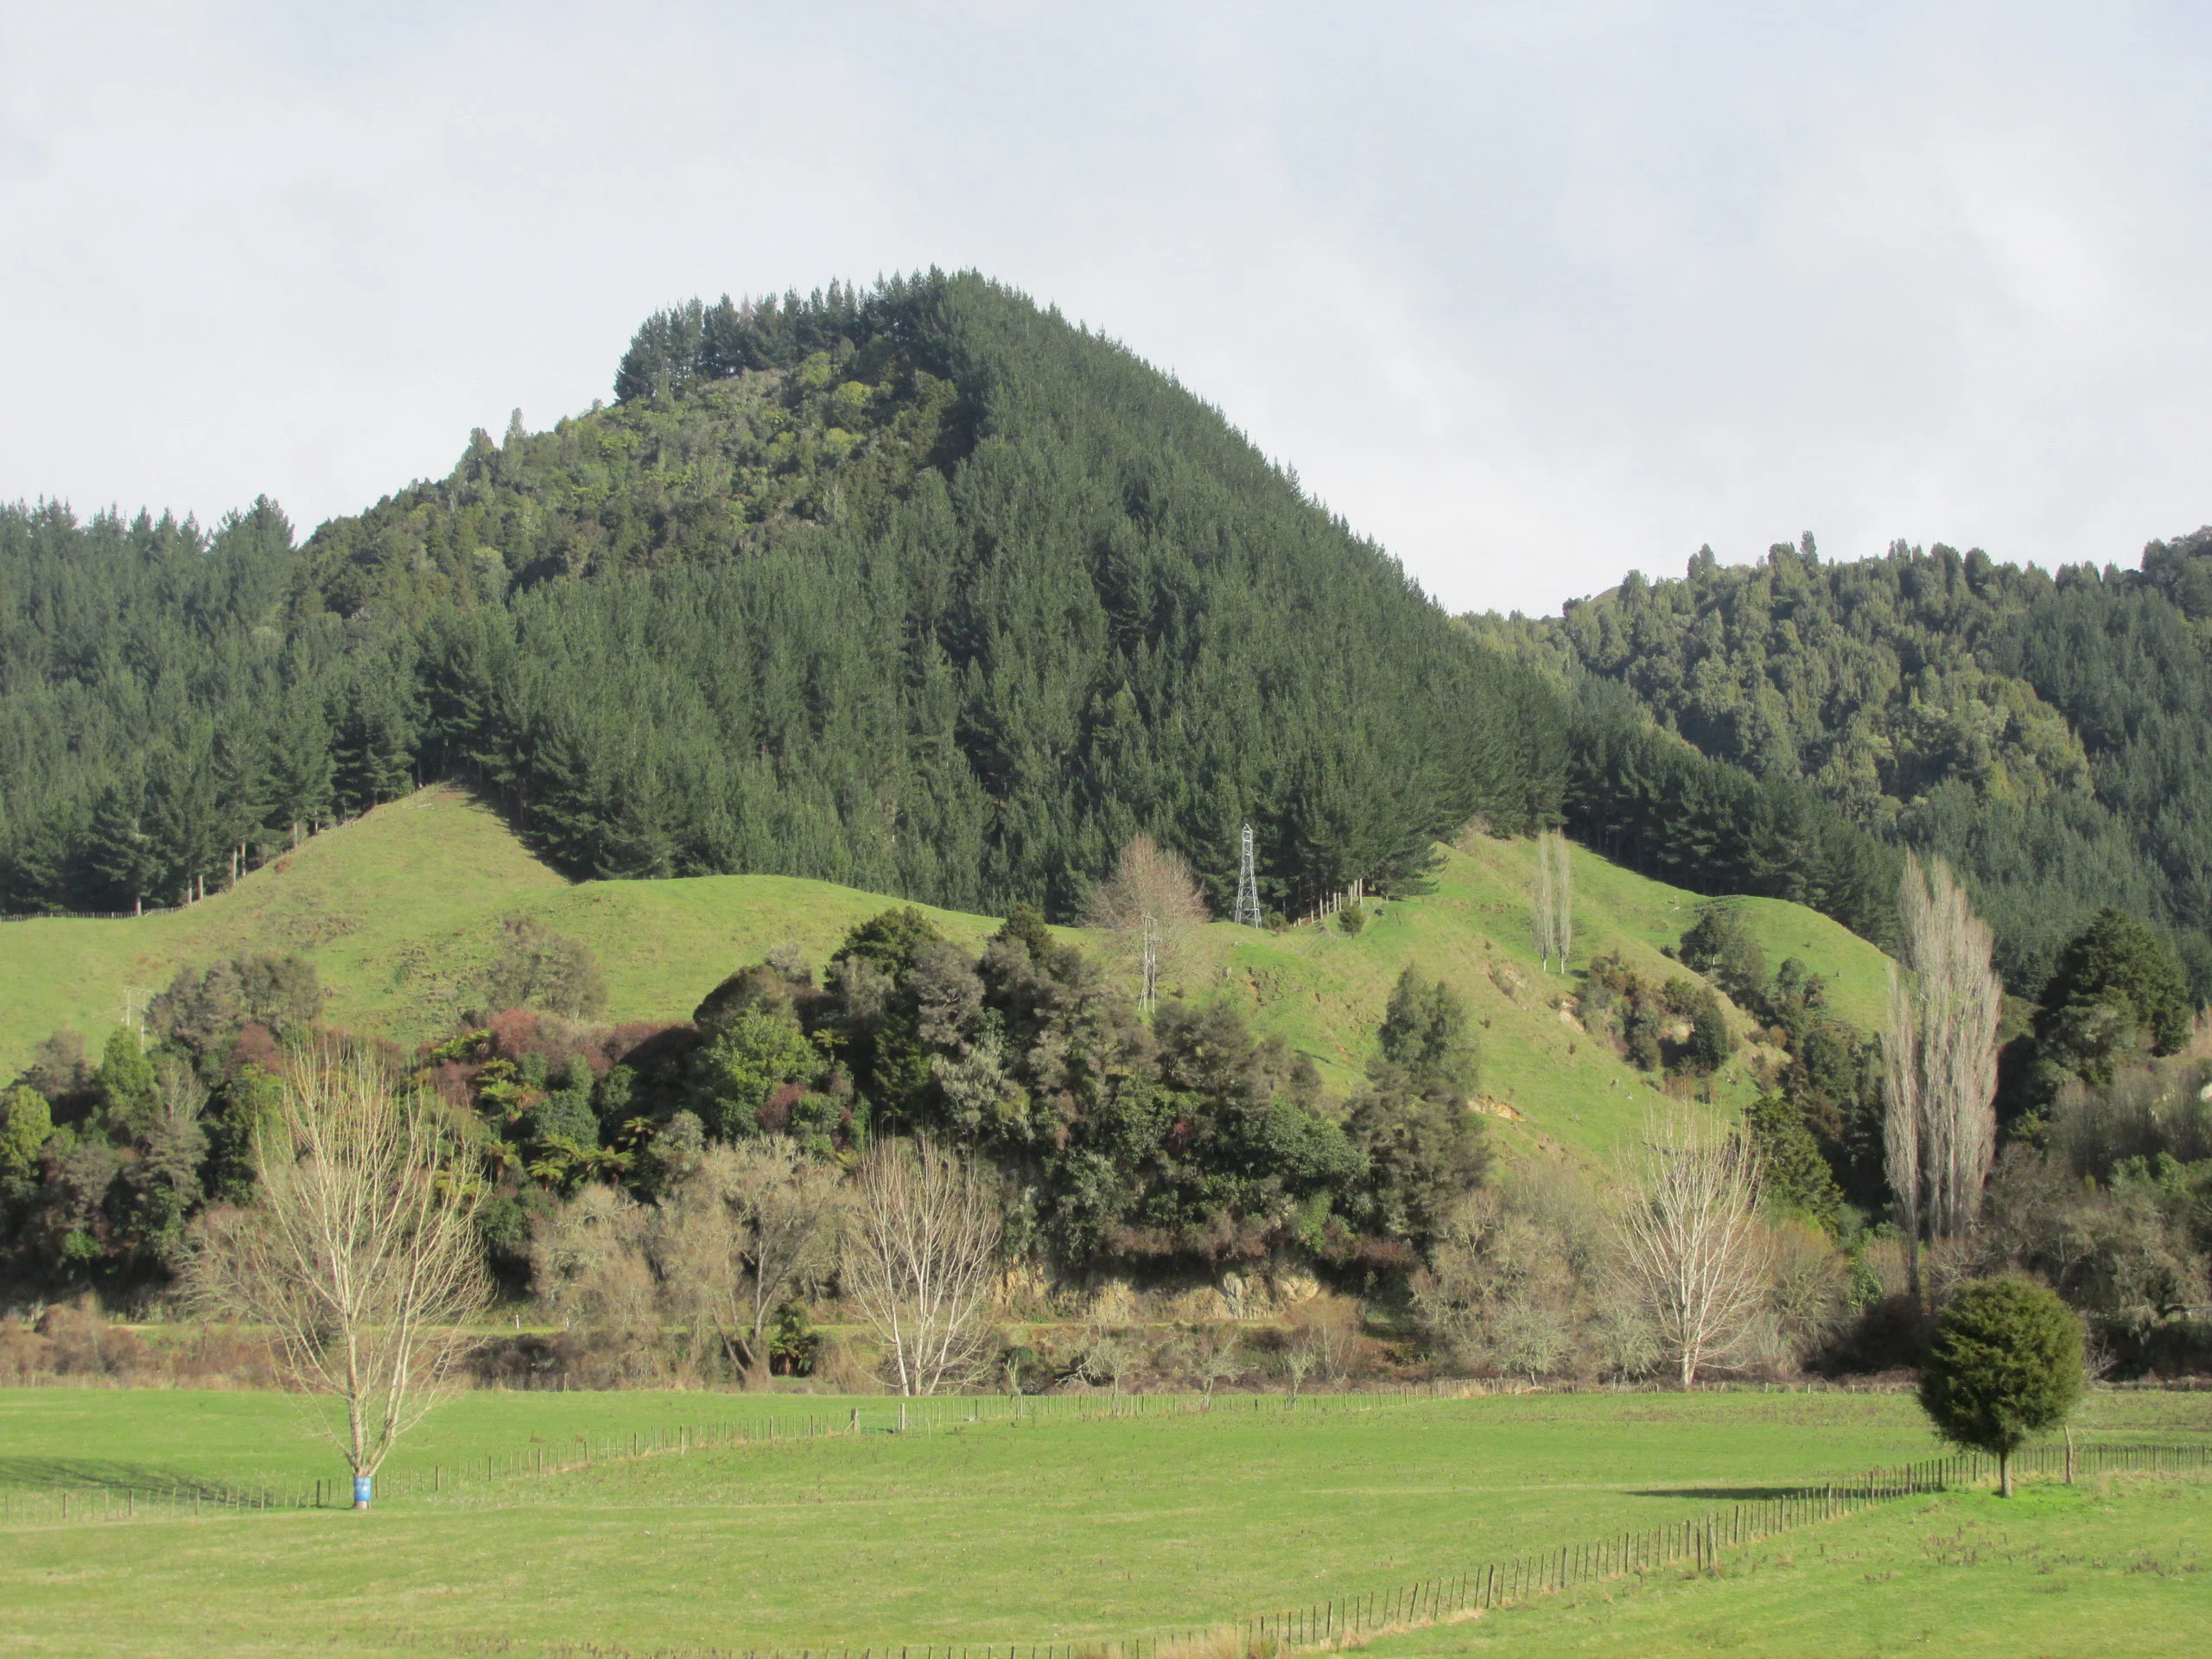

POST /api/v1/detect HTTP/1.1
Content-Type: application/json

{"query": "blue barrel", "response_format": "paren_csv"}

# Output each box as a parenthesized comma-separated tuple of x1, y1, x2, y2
(353, 1475, 373, 1509)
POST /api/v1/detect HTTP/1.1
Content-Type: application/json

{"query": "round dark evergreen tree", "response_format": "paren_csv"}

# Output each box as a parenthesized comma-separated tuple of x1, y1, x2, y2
(1917, 1278, 2083, 1496)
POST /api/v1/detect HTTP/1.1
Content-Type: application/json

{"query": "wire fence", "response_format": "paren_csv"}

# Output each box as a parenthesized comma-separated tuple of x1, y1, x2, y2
(3, 1422, 2206, 1656)
(696, 1441, 2212, 1659)
(0, 1387, 1441, 1523)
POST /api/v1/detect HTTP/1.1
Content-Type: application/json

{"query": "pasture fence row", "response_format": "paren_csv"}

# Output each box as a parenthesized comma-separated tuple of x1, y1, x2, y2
(0, 1387, 1447, 1524)
(4, 1437, 2208, 1654)
(696, 1441, 2212, 1659)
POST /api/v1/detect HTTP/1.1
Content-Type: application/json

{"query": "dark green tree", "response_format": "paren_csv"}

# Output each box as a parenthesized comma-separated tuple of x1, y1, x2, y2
(1742, 1090, 1843, 1229)
(2034, 908, 2194, 1087)
(1684, 1000, 1736, 1075)
(1678, 903, 1768, 1004)
(1917, 1278, 2084, 1497)
(96, 1027, 157, 1138)
(1376, 967, 1480, 1098)
(1350, 969, 1486, 1249)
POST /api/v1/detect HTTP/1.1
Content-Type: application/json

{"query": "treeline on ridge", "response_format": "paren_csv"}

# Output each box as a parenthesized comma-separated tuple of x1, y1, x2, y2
(1476, 531, 2212, 996)
(0, 273, 1568, 925)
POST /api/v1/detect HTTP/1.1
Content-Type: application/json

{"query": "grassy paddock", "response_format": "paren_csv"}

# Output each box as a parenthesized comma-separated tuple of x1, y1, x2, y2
(0, 1389, 2205, 1656)
(1366, 1474, 2212, 1657)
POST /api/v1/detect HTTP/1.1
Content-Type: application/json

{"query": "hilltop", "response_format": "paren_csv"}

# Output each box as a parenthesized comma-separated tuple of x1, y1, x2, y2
(1, 273, 1559, 929)
(0, 787, 1891, 1165)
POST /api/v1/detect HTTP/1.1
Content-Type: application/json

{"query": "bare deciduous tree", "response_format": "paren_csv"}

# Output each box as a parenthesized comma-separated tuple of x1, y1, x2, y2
(1885, 853, 2002, 1300)
(187, 1044, 490, 1505)
(1531, 830, 1573, 970)
(1077, 1324, 1141, 1397)
(529, 1184, 670, 1383)
(1084, 834, 1210, 1012)
(1612, 1106, 1771, 1388)
(1178, 1325, 1249, 1404)
(1293, 1300, 1362, 1389)
(842, 1140, 1002, 1395)
(655, 1141, 844, 1381)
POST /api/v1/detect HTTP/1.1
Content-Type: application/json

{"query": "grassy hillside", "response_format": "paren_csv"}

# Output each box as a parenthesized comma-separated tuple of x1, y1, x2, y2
(0, 788, 1894, 1161)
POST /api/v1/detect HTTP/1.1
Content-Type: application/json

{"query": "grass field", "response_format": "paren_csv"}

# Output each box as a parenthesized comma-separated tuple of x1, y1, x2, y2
(1369, 1475, 2212, 1657)
(0, 789, 1893, 1164)
(0, 1389, 2203, 1656)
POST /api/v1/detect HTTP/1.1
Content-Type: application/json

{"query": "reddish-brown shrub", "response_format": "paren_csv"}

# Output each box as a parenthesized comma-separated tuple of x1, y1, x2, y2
(227, 1022, 283, 1076)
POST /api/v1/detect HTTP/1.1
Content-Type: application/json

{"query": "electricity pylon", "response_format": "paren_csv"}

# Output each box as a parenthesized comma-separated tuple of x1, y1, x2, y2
(1234, 823, 1262, 927)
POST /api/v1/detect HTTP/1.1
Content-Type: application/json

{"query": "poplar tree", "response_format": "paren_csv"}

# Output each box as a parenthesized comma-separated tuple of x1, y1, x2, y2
(1884, 854, 2002, 1301)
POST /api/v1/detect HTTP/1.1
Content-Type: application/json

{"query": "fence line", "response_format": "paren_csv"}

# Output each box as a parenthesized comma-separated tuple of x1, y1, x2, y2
(1, 1404, 2203, 1532)
(4, 1427, 2207, 1659)
(708, 1441, 2210, 1659)
(0, 1386, 1448, 1523)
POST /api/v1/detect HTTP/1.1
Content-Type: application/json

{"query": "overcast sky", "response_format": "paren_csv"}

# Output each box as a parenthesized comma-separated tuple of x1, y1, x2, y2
(3, 3, 2207, 617)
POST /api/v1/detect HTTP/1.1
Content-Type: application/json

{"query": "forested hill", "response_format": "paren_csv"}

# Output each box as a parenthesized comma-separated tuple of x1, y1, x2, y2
(0, 273, 1564, 923)
(1472, 531, 2212, 996)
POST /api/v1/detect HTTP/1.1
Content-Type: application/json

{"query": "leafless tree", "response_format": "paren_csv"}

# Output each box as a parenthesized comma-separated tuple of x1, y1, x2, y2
(1084, 833, 1211, 1012)
(1531, 830, 1573, 970)
(1412, 1185, 1585, 1381)
(1078, 1324, 1141, 1397)
(841, 1140, 1002, 1395)
(1612, 1106, 1772, 1388)
(187, 1043, 490, 1505)
(1297, 1302, 1361, 1389)
(654, 1141, 844, 1380)
(1179, 1325, 1248, 1404)
(1885, 853, 2002, 1300)
(530, 1184, 670, 1382)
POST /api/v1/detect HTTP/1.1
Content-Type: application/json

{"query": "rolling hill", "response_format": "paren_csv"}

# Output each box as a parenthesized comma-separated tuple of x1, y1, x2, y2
(1, 274, 1560, 929)
(0, 787, 1891, 1164)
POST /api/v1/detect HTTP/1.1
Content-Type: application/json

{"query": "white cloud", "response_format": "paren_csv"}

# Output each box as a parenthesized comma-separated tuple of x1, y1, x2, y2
(2, 2, 2208, 614)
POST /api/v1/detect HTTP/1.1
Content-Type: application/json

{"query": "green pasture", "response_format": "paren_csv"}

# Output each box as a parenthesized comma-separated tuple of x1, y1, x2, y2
(0, 787, 1003, 1083)
(0, 787, 1894, 1165)
(1371, 1473, 2212, 1656)
(0, 1389, 2203, 1656)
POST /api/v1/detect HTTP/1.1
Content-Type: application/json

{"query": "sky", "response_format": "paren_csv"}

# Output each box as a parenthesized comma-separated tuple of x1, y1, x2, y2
(3, 2, 2209, 618)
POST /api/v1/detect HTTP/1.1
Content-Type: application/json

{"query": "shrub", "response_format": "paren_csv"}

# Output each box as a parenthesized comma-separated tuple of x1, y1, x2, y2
(1678, 902, 1769, 1003)
(481, 916, 607, 1019)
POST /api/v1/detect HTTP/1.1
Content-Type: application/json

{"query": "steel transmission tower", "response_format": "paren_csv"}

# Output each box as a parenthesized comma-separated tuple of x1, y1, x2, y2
(1234, 823, 1262, 927)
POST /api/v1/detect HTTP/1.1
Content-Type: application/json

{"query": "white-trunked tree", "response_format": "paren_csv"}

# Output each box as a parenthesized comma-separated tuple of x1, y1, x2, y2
(1613, 1105, 1771, 1388)
(842, 1138, 1002, 1397)
(188, 1042, 490, 1508)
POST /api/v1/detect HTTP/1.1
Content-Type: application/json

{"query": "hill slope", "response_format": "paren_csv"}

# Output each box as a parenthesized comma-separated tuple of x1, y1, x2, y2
(1476, 531, 2212, 995)
(0, 789, 1891, 1163)
(1, 273, 1560, 928)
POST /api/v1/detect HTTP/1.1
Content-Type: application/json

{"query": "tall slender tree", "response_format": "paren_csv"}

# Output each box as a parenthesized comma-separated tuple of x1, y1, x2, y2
(1530, 830, 1573, 969)
(1884, 853, 2002, 1300)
